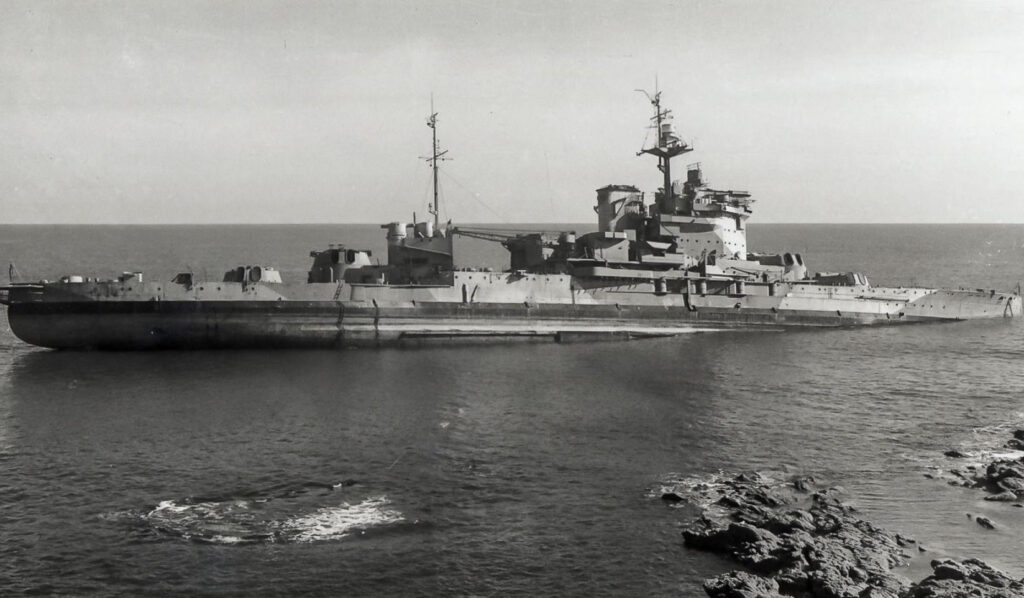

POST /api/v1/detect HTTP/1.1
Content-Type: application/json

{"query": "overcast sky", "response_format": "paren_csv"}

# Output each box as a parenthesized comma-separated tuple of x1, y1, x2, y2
(2, 0, 1023, 224)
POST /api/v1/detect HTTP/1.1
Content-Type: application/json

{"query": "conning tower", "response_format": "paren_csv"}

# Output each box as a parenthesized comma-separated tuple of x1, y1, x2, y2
(636, 90, 753, 261)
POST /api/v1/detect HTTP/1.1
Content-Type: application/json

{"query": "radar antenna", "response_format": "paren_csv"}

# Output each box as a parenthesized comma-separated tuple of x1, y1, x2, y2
(424, 95, 450, 231)
(636, 87, 692, 203)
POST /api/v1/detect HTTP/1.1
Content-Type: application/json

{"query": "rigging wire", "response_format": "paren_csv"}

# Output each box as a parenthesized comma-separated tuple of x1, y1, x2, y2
(438, 168, 508, 223)
(639, 120, 652, 155)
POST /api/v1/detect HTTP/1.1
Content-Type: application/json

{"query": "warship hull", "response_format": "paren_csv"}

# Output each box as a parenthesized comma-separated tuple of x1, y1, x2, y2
(4, 275, 1019, 350)
(4, 96, 1021, 350)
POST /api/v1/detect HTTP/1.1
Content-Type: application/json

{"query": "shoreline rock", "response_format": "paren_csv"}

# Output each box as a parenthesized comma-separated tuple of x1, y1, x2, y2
(942, 430, 1024, 504)
(668, 472, 1024, 597)
(909, 559, 1024, 598)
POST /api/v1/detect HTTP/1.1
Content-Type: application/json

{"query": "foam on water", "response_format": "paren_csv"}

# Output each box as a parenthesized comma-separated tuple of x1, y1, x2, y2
(282, 496, 404, 542)
(140, 484, 403, 545)
(916, 413, 1024, 482)
(651, 470, 787, 516)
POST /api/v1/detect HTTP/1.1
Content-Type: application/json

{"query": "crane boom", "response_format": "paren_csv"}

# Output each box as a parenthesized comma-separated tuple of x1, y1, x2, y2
(451, 227, 571, 246)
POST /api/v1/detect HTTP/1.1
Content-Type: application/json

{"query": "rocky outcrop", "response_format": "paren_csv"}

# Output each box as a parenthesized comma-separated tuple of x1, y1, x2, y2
(669, 473, 1024, 598)
(1006, 430, 1024, 451)
(678, 474, 911, 597)
(942, 432, 1024, 503)
(908, 558, 1024, 598)
(703, 571, 785, 598)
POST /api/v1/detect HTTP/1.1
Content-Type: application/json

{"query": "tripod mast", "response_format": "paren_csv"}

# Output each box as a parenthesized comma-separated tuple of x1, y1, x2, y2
(637, 88, 692, 203)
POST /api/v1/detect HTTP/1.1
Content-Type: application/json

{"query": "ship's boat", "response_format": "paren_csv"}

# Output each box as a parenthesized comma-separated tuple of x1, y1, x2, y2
(1, 93, 1020, 349)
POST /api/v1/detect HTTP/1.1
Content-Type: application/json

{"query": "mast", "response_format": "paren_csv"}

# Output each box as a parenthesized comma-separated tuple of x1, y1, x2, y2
(425, 97, 449, 231)
(637, 89, 692, 203)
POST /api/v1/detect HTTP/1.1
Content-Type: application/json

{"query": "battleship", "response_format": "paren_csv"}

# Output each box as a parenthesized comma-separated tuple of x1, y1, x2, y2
(1, 92, 1020, 349)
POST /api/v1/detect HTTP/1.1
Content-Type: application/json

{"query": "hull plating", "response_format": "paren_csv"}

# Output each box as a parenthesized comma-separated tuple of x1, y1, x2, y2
(8, 295, 1017, 350)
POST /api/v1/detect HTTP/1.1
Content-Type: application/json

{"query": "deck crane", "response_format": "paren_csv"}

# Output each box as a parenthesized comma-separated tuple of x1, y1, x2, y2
(450, 226, 573, 248)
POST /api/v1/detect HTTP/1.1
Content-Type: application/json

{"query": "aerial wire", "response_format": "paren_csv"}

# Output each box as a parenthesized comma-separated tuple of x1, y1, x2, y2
(439, 168, 508, 223)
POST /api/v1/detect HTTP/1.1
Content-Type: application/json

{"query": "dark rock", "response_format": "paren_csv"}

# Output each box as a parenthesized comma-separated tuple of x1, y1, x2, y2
(809, 566, 852, 598)
(792, 475, 815, 492)
(682, 474, 909, 598)
(742, 486, 787, 508)
(682, 516, 733, 552)
(931, 559, 967, 581)
(975, 516, 996, 529)
(908, 558, 1024, 597)
(660, 491, 684, 502)
(730, 503, 776, 527)
(861, 572, 910, 597)
(681, 473, 1024, 598)
(997, 476, 1024, 494)
(1006, 438, 1024, 450)
(983, 490, 1019, 502)
(684, 520, 793, 574)
(762, 509, 815, 535)
(726, 520, 778, 546)
(986, 460, 1024, 483)
(859, 588, 902, 598)
(702, 571, 784, 598)
(774, 566, 810, 594)
(939, 431, 1024, 501)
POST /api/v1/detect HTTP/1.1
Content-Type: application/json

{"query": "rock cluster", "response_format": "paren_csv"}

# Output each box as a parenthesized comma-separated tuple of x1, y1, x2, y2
(668, 473, 1024, 598)
(945, 430, 1024, 504)
(908, 559, 1024, 598)
(1008, 430, 1024, 451)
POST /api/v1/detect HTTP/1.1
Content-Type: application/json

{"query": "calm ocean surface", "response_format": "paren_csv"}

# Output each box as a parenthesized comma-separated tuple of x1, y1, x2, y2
(1, 224, 1023, 596)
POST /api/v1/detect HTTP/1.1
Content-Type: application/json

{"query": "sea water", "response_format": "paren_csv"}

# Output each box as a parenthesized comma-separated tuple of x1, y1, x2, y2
(0, 224, 1022, 595)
